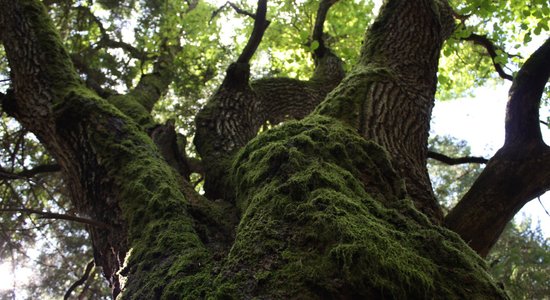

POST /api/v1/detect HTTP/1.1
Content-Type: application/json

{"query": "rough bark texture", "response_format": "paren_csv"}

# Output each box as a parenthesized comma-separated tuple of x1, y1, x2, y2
(0, 1, 215, 297)
(316, 0, 455, 222)
(194, 0, 345, 200)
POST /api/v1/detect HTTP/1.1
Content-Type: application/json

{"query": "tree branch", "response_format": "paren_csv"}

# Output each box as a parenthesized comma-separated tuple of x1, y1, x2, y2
(0, 164, 60, 180)
(0, 208, 111, 229)
(64, 260, 95, 300)
(126, 40, 181, 112)
(446, 38, 550, 257)
(211, 1, 265, 22)
(75, 6, 146, 60)
(312, 0, 339, 57)
(462, 33, 514, 81)
(427, 151, 488, 165)
(237, 0, 269, 63)
(505, 38, 550, 146)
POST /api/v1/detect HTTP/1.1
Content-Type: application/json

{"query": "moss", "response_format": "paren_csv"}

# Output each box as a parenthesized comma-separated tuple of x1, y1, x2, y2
(314, 65, 397, 129)
(59, 88, 216, 299)
(218, 115, 508, 299)
(108, 94, 155, 128)
(14, 0, 81, 102)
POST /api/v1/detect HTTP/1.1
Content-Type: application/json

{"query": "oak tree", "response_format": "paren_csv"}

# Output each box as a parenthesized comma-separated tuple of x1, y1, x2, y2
(1, 0, 549, 298)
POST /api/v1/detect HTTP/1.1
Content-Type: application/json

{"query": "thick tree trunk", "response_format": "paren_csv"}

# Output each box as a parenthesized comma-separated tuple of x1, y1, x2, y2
(0, 0, 516, 298)
(316, 0, 455, 222)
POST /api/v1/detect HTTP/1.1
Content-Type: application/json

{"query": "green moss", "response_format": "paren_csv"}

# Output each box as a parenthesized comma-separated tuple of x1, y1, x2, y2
(108, 94, 155, 128)
(16, 0, 81, 102)
(59, 88, 215, 299)
(314, 65, 396, 129)
(217, 115, 508, 299)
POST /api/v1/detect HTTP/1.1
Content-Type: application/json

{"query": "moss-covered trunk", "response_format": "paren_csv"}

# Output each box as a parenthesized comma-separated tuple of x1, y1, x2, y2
(0, 1, 216, 298)
(1, 0, 511, 298)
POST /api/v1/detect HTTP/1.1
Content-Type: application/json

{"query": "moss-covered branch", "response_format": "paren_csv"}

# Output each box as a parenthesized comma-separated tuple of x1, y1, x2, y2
(0, 1, 217, 297)
(316, 0, 455, 221)
(194, 0, 345, 200)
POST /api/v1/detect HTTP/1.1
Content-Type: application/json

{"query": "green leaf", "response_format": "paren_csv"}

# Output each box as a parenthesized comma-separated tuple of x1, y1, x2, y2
(443, 47, 453, 57)
(524, 32, 532, 43)
(299, 30, 309, 41)
(310, 40, 320, 51)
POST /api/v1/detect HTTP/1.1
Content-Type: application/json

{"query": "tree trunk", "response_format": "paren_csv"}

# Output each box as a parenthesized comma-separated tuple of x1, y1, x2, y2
(0, 0, 512, 298)
(316, 0, 455, 222)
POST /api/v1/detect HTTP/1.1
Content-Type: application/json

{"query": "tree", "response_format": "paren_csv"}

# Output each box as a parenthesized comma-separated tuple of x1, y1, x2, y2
(0, 0, 549, 298)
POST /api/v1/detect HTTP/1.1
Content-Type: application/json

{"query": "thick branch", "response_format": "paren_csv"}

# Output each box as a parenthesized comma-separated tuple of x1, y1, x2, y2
(127, 41, 180, 112)
(237, 0, 269, 63)
(0, 0, 80, 130)
(463, 33, 514, 81)
(316, 0, 455, 222)
(194, 0, 345, 199)
(505, 38, 550, 145)
(1, 2, 211, 298)
(446, 38, 550, 257)
(312, 0, 339, 57)
(0, 208, 111, 229)
(427, 151, 488, 165)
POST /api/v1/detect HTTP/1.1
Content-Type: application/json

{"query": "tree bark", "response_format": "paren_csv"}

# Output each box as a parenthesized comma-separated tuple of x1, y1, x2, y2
(0, 1, 217, 298)
(316, 0, 455, 222)
(194, 0, 345, 200)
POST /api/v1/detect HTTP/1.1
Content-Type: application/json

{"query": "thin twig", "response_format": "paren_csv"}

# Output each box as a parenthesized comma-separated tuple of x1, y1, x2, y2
(64, 260, 95, 300)
(462, 33, 514, 81)
(211, 1, 259, 22)
(538, 197, 550, 217)
(0, 164, 60, 180)
(428, 150, 489, 165)
(0, 208, 111, 229)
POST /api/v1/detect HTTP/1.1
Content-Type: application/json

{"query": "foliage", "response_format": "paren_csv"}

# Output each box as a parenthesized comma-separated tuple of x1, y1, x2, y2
(23, 223, 111, 300)
(0, 114, 110, 299)
(488, 219, 550, 300)
(438, 0, 550, 100)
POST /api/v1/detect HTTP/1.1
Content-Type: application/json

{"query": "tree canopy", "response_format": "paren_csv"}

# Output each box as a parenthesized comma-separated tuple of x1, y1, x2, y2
(0, 0, 549, 298)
